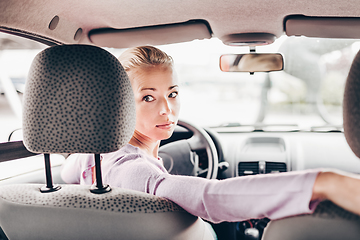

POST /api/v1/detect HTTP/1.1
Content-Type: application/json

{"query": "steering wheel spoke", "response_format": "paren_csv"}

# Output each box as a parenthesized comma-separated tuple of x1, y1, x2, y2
(196, 168, 209, 177)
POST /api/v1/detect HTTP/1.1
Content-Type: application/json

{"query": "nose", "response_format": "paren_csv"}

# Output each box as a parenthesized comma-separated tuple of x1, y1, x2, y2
(159, 98, 171, 116)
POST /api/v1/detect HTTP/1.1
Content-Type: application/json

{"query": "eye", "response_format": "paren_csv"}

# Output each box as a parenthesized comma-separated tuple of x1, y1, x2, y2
(143, 95, 155, 102)
(168, 91, 178, 98)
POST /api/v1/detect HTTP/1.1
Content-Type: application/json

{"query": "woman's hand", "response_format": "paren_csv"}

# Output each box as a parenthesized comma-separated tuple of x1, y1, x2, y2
(312, 170, 360, 215)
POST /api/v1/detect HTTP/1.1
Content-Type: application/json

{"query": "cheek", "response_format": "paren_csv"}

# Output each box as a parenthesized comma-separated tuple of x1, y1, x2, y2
(136, 104, 149, 122)
(135, 103, 156, 131)
(172, 98, 181, 116)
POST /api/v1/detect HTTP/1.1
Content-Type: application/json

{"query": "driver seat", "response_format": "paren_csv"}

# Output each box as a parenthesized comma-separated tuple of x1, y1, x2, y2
(0, 44, 213, 240)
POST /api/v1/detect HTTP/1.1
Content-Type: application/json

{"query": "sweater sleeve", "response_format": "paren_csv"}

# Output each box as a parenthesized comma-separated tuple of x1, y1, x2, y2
(104, 156, 320, 224)
(151, 170, 320, 223)
(61, 154, 82, 184)
(61, 154, 94, 185)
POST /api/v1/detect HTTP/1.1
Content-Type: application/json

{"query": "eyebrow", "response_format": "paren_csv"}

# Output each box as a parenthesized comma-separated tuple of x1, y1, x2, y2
(140, 85, 179, 91)
(140, 87, 156, 91)
(169, 85, 179, 90)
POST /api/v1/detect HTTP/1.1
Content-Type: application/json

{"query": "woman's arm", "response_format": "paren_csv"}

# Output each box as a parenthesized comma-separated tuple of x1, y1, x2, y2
(153, 169, 321, 223)
(104, 153, 360, 223)
(60, 154, 83, 184)
(312, 170, 360, 216)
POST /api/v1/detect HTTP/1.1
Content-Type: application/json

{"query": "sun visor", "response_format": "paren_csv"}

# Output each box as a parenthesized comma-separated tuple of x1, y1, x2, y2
(89, 20, 212, 48)
(286, 16, 360, 38)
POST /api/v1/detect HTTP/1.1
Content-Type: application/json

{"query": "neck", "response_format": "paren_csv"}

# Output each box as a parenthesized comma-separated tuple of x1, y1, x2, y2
(129, 130, 160, 158)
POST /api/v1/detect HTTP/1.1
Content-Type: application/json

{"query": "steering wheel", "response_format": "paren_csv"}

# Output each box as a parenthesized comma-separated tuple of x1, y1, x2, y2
(159, 120, 219, 179)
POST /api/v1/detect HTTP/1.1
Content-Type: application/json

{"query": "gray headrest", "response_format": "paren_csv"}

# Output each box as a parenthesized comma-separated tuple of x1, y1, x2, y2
(22, 45, 136, 154)
(343, 50, 360, 158)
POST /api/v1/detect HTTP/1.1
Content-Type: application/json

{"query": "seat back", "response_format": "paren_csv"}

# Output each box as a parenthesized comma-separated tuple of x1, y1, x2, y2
(0, 44, 213, 240)
(262, 200, 360, 240)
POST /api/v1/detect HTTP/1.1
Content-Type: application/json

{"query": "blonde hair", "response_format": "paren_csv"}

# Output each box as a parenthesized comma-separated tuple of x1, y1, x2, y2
(118, 46, 173, 74)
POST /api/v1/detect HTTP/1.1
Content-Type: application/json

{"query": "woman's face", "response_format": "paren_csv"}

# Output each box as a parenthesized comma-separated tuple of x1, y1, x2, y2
(129, 66, 180, 142)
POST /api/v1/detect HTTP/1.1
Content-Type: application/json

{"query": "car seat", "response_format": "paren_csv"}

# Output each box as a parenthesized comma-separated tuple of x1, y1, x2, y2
(0, 44, 213, 240)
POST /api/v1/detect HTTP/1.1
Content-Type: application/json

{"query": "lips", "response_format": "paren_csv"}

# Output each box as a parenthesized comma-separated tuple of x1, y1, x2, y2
(156, 121, 174, 129)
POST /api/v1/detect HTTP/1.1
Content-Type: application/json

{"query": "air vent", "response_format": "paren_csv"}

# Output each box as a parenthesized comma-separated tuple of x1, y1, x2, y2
(238, 162, 287, 176)
(238, 162, 259, 176)
(265, 162, 287, 174)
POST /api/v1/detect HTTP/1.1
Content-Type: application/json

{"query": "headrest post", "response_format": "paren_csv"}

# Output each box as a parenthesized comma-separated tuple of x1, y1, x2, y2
(90, 154, 111, 194)
(40, 154, 61, 193)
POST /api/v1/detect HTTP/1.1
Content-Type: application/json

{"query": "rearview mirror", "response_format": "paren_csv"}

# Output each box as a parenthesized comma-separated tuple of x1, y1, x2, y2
(220, 53, 284, 72)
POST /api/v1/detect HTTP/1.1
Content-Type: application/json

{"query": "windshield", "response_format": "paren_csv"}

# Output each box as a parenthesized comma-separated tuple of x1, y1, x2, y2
(158, 36, 358, 129)
(0, 34, 359, 142)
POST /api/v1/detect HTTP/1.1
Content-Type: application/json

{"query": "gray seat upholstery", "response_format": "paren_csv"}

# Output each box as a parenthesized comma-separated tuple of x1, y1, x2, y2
(0, 44, 213, 240)
(262, 200, 360, 240)
(344, 50, 360, 158)
(262, 50, 360, 240)
(22, 44, 136, 154)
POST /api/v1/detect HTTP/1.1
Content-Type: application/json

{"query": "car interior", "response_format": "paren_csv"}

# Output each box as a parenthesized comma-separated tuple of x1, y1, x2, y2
(1, 0, 360, 240)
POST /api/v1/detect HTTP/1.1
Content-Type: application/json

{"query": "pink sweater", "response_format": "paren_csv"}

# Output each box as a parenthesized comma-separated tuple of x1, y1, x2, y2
(61, 143, 320, 223)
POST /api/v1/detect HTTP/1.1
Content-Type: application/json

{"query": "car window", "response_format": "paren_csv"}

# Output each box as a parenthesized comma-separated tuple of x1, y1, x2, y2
(0, 154, 65, 181)
(0, 33, 46, 143)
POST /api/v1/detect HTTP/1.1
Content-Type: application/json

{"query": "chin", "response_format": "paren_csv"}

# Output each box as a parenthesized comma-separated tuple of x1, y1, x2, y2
(158, 131, 175, 141)
(160, 134, 173, 141)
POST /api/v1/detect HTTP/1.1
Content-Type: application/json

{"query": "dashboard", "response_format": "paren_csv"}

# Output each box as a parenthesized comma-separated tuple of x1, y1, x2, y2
(205, 128, 360, 239)
(216, 131, 360, 180)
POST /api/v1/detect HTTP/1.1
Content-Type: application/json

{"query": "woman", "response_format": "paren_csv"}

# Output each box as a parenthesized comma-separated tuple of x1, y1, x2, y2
(61, 46, 360, 223)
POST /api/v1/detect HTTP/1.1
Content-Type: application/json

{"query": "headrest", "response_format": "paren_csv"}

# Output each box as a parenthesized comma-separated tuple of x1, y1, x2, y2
(343, 50, 360, 158)
(22, 45, 136, 154)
